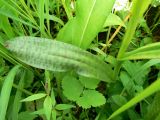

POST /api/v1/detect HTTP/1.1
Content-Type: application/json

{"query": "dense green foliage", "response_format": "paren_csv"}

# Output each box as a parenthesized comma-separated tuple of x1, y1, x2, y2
(0, 0, 160, 120)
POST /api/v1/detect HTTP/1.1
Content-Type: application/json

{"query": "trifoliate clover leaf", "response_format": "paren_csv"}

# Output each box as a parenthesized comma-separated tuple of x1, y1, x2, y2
(79, 76, 100, 89)
(76, 90, 106, 109)
(62, 75, 84, 101)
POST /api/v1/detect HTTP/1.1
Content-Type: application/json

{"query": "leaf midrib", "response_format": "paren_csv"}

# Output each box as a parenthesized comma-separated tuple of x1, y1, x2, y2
(79, 0, 97, 47)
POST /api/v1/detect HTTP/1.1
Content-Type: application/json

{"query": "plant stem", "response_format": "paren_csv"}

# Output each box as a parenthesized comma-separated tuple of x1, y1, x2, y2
(118, 0, 152, 58)
(104, 26, 112, 52)
(13, 84, 33, 96)
(114, 0, 152, 80)
(113, 61, 122, 80)
(101, 13, 131, 52)
(61, 0, 73, 20)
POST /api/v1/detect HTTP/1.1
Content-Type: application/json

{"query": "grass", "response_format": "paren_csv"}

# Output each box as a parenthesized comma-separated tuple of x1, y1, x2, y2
(0, 0, 160, 120)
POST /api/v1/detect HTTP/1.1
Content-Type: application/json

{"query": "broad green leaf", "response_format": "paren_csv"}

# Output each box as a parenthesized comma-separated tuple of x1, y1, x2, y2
(120, 71, 135, 96)
(31, 108, 44, 115)
(79, 76, 100, 89)
(133, 59, 160, 80)
(145, 92, 160, 120)
(24, 70, 34, 88)
(62, 75, 83, 101)
(104, 13, 125, 27)
(43, 96, 52, 120)
(76, 90, 106, 108)
(57, 0, 116, 49)
(0, 65, 20, 120)
(6, 36, 114, 82)
(112, 95, 127, 107)
(51, 89, 56, 107)
(156, 114, 160, 120)
(151, 0, 160, 7)
(127, 109, 141, 120)
(52, 110, 56, 120)
(45, 70, 51, 94)
(122, 61, 150, 85)
(21, 93, 46, 102)
(107, 78, 160, 120)
(55, 104, 75, 110)
(121, 42, 160, 60)
(18, 111, 37, 120)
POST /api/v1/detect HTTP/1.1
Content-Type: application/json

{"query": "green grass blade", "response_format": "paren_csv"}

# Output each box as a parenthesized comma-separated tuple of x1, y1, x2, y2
(44, 14, 64, 26)
(61, 0, 73, 20)
(0, 1, 37, 29)
(120, 43, 160, 60)
(117, 0, 152, 58)
(0, 44, 19, 65)
(45, 0, 51, 35)
(0, 15, 15, 38)
(39, 0, 45, 36)
(6, 36, 114, 82)
(114, 0, 153, 79)
(124, 42, 160, 56)
(107, 78, 160, 120)
(121, 50, 160, 60)
(0, 65, 20, 120)
(0, 43, 32, 72)
(11, 70, 26, 120)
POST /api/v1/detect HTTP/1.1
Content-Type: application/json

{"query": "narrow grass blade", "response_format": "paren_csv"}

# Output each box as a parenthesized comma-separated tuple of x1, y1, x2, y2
(0, 44, 19, 65)
(117, 0, 152, 58)
(121, 50, 160, 60)
(133, 59, 160, 80)
(0, 15, 15, 38)
(0, 65, 20, 120)
(0, 43, 32, 72)
(45, 0, 50, 34)
(120, 42, 160, 60)
(11, 70, 26, 120)
(39, 0, 45, 36)
(0, 1, 37, 29)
